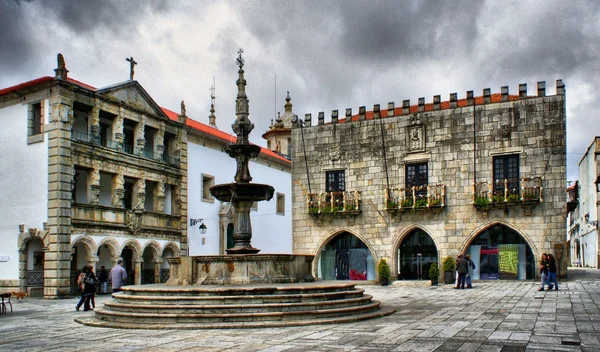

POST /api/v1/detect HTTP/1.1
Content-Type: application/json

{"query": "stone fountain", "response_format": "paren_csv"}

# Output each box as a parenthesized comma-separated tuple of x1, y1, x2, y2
(78, 50, 394, 329)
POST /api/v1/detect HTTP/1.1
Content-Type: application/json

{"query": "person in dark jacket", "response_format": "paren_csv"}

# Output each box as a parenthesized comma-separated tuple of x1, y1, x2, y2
(98, 266, 108, 294)
(82, 266, 97, 311)
(465, 254, 475, 288)
(538, 253, 553, 291)
(455, 255, 469, 289)
(75, 266, 88, 311)
(546, 254, 559, 290)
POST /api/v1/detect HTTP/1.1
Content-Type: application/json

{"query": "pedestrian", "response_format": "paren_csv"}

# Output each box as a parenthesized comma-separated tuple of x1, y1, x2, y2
(455, 255, 469, 289)
(454, 255, 460, 288)
(538, 253, 553, 291)
(109, 259, 127, 293)
(466, 254, 475, 288)
(87, 265, 97, 309)
(82, 265, 97, 311)
(75, 266, 88, 311)
(98, 266, 108, 294)
(547, 254, 559, 290)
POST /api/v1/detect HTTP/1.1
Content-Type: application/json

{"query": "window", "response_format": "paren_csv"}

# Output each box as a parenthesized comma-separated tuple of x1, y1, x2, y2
(276, 193, 285, 215)
(406, 163, 428, 196)
(493, 154, 519, 192)
(202, 174, 215, 202)
(27, 101, 44, 144)
(326, 170, 345, 192)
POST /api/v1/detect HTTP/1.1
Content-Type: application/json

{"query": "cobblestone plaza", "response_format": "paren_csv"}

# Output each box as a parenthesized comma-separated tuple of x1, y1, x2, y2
(1, 268, 599, 351)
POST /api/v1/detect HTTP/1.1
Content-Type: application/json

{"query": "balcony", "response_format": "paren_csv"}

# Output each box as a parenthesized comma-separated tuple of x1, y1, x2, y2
(71, 131, 179, 166)
(384, 184, 446, 213)
(473, 177, 543, 211)
(306, 191, 361, 219)
(71, 203, 181, 236)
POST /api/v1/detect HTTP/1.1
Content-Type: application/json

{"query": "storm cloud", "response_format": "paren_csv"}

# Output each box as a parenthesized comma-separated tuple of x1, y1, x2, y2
(1, 0, 598, 181)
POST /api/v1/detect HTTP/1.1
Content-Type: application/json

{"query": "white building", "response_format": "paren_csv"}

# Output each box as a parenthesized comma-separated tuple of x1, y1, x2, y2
(568, 138, 600, 268)
(0, 54, 291, 297)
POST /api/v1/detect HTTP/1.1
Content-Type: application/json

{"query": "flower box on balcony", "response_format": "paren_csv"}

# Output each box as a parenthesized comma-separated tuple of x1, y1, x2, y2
(385, 185, 445, 213)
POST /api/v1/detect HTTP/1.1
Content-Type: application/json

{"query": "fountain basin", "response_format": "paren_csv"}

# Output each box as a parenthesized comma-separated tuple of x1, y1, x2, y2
(166, 254, 315, 285)
(210, 183, 274, 203)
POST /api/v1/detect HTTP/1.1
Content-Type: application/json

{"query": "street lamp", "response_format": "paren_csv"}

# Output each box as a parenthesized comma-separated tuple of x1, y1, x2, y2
(190, 218, 207, 234)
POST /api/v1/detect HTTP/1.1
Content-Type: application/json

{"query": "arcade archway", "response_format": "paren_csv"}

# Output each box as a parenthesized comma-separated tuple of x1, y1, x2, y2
(465, 224, 535, 280)
(397, 229, 438, 280)
(317, 232, 375, 281)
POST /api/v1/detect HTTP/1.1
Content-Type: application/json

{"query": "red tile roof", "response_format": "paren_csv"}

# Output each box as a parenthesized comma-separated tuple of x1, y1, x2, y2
(0, 76, 289, 164)
(161, 107, 289, 163)
(340, 93, 522, 123)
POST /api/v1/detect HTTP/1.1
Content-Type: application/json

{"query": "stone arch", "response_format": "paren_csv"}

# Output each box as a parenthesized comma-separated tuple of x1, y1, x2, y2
(18, 228, 50, 252)
(162, 241, 180, 257)
(392, 224, 440, 280)
(313, 227, 378, 281)
(459, 220, 538, 258)
(142, 240, 162, 261)
(71, 235, 98, 259)
(97, 237, 120, 258)
(120, 239, 143, 259)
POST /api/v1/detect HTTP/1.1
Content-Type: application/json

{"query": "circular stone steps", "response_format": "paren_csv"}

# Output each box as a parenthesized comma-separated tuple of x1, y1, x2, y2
(76, 282, 395, 329)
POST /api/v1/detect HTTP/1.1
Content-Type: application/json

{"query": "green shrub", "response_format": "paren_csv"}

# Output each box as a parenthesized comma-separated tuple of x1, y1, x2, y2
(491, 194, 505, 203)
(386, 201, 398, 209)
(308, 207, 319, 214)
(377, 259, 391, 286)
(429, 263, 439, 282)
(415, 198, 428, 208)
(507, 194, 520, 202)
(401, 199, 413, 208)
(430, 198, 441, 206)
(442, 256, 455, 272)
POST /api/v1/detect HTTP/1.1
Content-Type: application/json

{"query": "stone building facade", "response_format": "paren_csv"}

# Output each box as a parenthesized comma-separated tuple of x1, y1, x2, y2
(291, 81, 567, 282)
(0, 54, 292, 297)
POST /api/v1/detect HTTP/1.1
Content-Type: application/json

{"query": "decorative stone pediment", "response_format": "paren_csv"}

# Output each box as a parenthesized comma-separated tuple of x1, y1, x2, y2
(95, 81, 169, 120)
(407, 124, 425, 153)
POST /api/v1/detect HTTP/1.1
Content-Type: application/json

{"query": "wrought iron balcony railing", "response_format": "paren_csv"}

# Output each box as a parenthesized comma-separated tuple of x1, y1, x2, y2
(306, 191, 361, 217)
(473, 177, 543, 210)
(384, 184, 446, 211)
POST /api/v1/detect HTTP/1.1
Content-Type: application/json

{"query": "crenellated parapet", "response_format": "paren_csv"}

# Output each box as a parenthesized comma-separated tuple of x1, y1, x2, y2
(295, 80, 565, 127)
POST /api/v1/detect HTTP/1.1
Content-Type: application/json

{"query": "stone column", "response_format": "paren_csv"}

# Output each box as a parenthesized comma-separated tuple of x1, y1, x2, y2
(156, 127, 165, 161)
(134, 259, 142, 285)
(45, 89, 75, 298)
(154, 181, 165, 213)
(136, 116, 146, 156)
(112, 173, 125, 208)
(114, 105, 125, 149)
(134, 178, 146, 211)
(178, 130, 189, 256)
(154, 259, 163, 284)
(90, 101, 101, 144)
(89, 168, 101, 205)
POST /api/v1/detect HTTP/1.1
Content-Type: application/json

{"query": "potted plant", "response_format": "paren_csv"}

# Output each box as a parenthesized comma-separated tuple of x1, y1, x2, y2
(442, 256, 455, 284)
(377, 258, 391, 286)
(429, 263, 439, 286)
(474, 196, 490, 210)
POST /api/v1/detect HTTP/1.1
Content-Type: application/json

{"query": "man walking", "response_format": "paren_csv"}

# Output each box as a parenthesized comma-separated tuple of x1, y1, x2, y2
(109, 260, 127, 293)
(455, 255, 469, 289)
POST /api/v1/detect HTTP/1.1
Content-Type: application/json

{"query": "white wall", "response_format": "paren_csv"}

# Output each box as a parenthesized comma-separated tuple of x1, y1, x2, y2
(0, 100, 49, 281)
(576, 140, 599, 268)
(186, 140, 292, 256)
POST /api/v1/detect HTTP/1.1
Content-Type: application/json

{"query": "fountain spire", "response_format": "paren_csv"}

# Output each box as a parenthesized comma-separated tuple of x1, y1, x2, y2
(232, 48, 254, 145)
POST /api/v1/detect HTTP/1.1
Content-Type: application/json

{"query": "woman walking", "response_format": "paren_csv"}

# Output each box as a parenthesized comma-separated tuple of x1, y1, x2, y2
(82, 266, 98, 311)
(538, 253, 552, 291)
(75, 266, 88, 311)
(546, 254, 559, 291)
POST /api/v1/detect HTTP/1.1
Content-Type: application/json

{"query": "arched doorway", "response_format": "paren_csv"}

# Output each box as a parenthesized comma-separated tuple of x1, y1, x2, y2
(25, 238, 45, 290)
(70, 241, 92, 293)
(398, 229, 438, 280)
(318, 232, 375, 281)
(121, 247, 135, 285)
(465, 224, 535, 280)
(141, 246, 156, 284)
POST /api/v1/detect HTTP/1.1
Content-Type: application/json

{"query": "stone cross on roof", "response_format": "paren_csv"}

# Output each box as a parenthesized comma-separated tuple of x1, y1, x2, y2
(126, 57, 137, 80)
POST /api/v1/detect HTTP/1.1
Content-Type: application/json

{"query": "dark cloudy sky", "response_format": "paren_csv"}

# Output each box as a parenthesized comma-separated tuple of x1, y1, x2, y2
(1, 0, 598, 181)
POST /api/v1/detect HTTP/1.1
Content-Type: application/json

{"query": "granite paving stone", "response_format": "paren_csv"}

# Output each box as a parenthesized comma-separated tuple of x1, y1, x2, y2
(0, 268, 599, 351)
